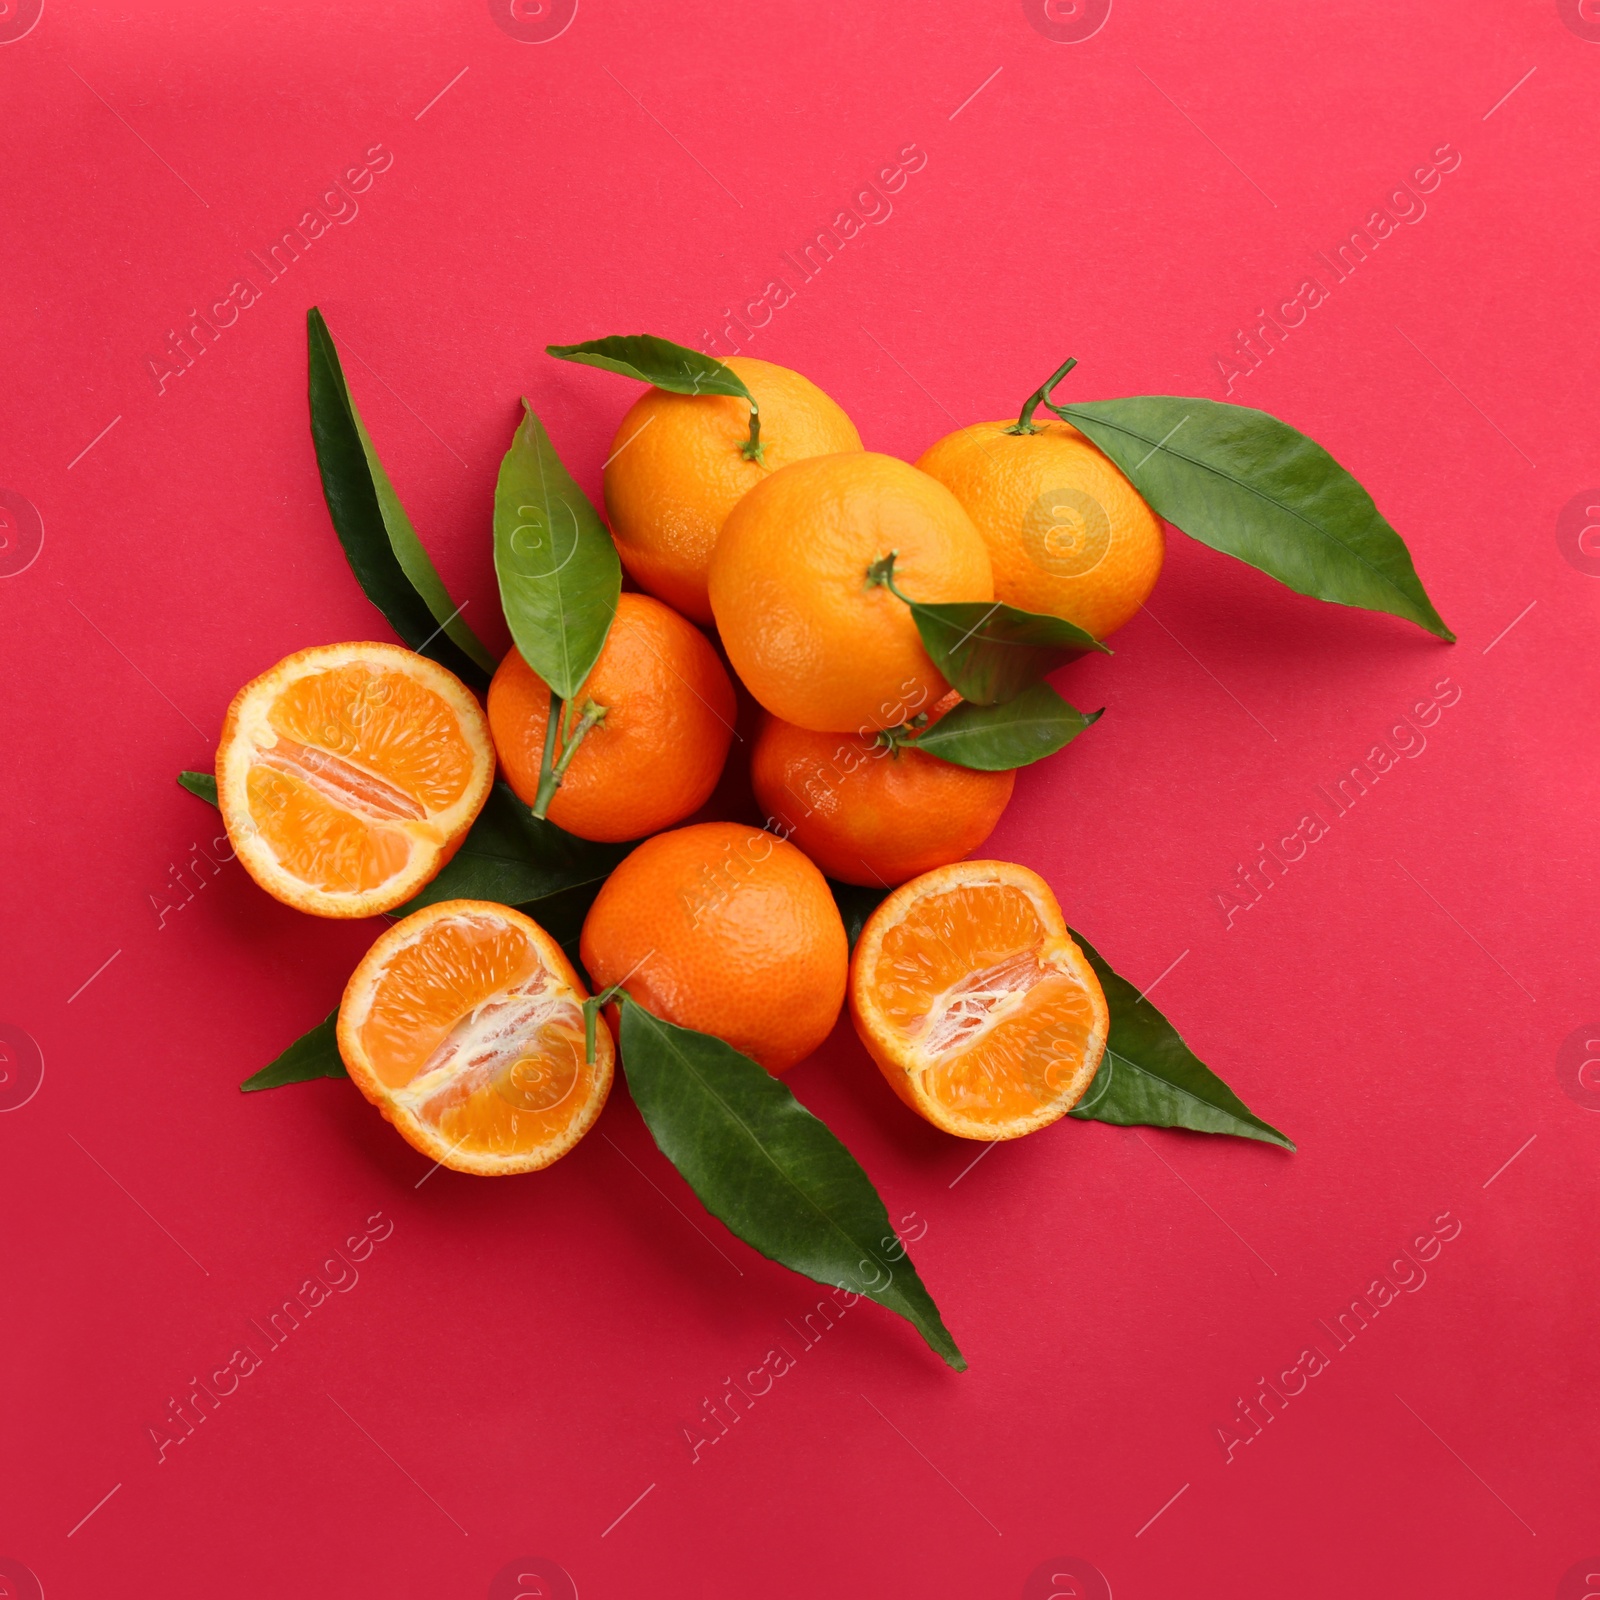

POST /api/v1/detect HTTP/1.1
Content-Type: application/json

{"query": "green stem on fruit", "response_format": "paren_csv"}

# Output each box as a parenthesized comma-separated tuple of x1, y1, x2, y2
(583, 982, 625, 1064)
(739, 399, 765, 464)
(531, 696, 608, 819)
(864, 549, 914, 604)
(876, 711, 930, 757)
(1006, 356, 1079, 434)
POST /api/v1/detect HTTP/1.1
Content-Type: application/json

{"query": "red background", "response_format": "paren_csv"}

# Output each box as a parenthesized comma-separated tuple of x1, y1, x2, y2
(2, 2, 1596, 1596)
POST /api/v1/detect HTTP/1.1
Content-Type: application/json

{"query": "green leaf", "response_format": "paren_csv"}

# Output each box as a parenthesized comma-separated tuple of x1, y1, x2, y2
(546, 334, 752, 404)
(1068, 929, 1293, 1149)
(178, 770, 217, 805)
(913, 684, 1101, 771)
(907, 597, 1107, 706)
(306, 309, 494, 686)
(1057, 395, 1454, 641)
(517, 878, 609, 974)
(829, 880, 889, 951)
(616, 995, 966, 1370)
(393, 781, 628, 916)
(493, 400, 621, 701)
(241, 1010, 348, 1092)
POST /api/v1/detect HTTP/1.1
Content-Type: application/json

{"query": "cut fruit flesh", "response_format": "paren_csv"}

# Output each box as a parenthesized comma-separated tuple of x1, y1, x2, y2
(338, 900, 613, 1175)
(851, 864, 1108, 1141)
(217, 643, 493, 917)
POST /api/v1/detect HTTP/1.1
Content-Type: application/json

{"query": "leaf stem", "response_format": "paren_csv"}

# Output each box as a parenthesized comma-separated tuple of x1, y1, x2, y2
(1007, 356, 1079, 434)
(531, 690, 564, 816)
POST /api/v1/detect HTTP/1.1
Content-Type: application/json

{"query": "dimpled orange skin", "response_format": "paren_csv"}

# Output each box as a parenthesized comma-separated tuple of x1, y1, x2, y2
(488, 592, 736, 843)
(580, 822, 849, 1075)
(602, 356, 863, 624)
(916, 419, 1165, 641)
(750, 698, 1016, 888)
(708, 452, 994, 735)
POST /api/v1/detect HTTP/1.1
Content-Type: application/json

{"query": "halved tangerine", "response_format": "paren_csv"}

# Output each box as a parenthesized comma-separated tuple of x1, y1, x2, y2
(850, 861, 1109, 1141)
(217, 642, 493, 918)
(337, 899, 613, 1175)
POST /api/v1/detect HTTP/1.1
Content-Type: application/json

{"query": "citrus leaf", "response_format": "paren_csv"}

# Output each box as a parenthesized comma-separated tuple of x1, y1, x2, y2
(516, 878, 608, 973)
(913, 684, 1101, 771)
(1068, 928, 1293, 1149)
(616, 995, 967, 1370)
(240, 1010, 347, 1092)
(908, 598, 1107, 706)
(1057, 395, 1454, 641)
(393, 781, 627, 915)
(306, 309, 494, 686)
(178, 770, 217, 804)
(829, 880, 889, 951)
(493, 400, 620, 701)
(546, 334, 752, 404)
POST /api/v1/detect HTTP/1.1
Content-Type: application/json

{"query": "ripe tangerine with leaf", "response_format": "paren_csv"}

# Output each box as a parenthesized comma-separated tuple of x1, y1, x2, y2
(602, 356, 863, 624)
(487, 592, 737, 844)
(708, 451, 993, 735)
(916, 371, 1164, 642)
(580, 821, 849, 1074)
(751, 695, 1015, 888)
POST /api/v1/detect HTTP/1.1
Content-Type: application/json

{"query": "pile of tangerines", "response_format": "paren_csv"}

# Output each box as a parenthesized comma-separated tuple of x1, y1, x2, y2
(214, 351, 1165, 1177)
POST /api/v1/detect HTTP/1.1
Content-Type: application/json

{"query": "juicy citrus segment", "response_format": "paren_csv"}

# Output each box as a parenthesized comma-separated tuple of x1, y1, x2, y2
(217, 642, 493, 918)
(267, 661, 479, 811)
(850, 862, 1108, 1141)
(338, 900, 613, 1175)
(245, 766, 412, 894)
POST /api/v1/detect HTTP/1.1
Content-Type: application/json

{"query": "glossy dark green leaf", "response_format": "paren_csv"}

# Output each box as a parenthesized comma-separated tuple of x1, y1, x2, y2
(828, 880, 889, 951)
(518, 878, 609, 974)
(493, 400, 620, 701)
(1057, 395, 1454, 641)
(394, 781, 628, 916)
(306, 309, 494, 687)
(909, 598, 1107, 706)
(546, 334, 752, 404)
(1067, 928, 1293, 1149)
(178, 770, 217, 805)
(914, 684, 1101, 771)
(240, 1010, 348, 1092)
(617, 996, 966, 1370)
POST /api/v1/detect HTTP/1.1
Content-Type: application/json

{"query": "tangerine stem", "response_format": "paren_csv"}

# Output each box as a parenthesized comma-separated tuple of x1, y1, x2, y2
(532, 697, 608, 818)
(864, 549, 911, 605)
(583, 982, 625, 1064)
(738, 398, 765, 464)
(1007, 356, 1079, 434)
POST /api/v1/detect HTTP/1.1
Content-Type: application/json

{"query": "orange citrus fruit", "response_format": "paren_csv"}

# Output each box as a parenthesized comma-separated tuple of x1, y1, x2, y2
(488, 592, 737, 843)
(338, 899, 614, 1175)
(217, 642, 493, 918)
(850, 861, 1109, 1140)
(916, 419, 1164, 640)
(602, 356, 863, 624)
(708, 452, 993, 735)
(580, 821, 848, 1074)
(751, 695, 1015, 887)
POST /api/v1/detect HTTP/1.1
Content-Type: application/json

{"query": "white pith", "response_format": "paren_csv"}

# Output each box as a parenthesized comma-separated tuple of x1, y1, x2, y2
(388, 969, 584, 1124)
